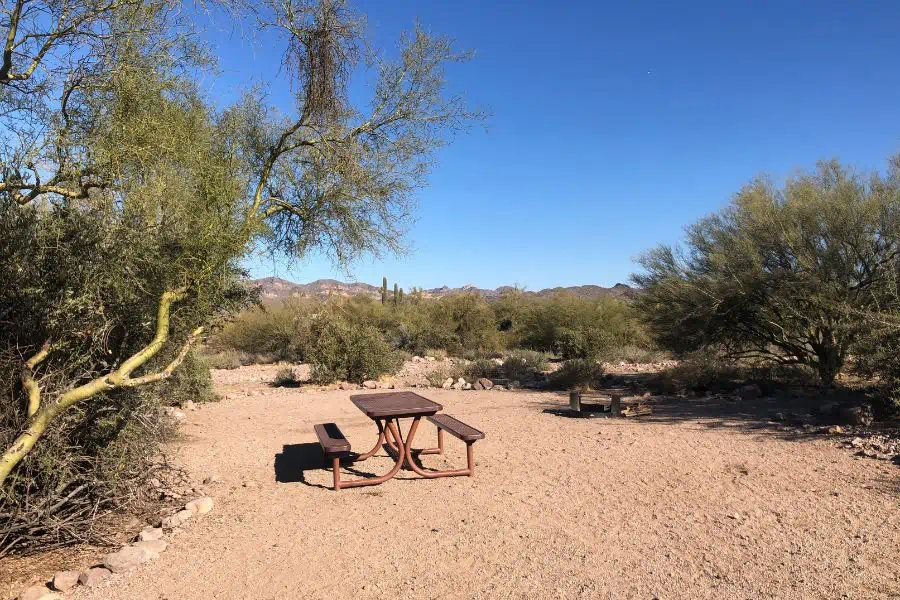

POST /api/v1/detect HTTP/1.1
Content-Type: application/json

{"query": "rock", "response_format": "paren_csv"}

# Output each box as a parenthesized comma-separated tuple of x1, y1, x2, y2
(385, 382, 396, 389)
(840, 404, 873, 427)
(185, 496, 214, 515)
(133, 539, 167, 557)
(149, 477, 162, 488)
(181, 400, 196, 411)
(175, 509, 193, 522)
(425, 356, 436, 362)
(771, 412, 785, 422)
(412, 356, 424, 362)
(103, 544, 155, 573)
(160, 514, 181, 529)
(338, 382, 353, 390)
(451, 382, 462, 390)
(163, 407, 186, 421)
(78, 568, 111, 587)
(738, 384, 762, 400)
(202, 474, 219, 485)
(138, 526, 164, 541)
(19, 585, 59, 600)
(441, 378, 453, 389)
(473, 381, 484, 390)
(478, 378, 494, 390)
(51, 571, 80, 592)
(825, 425, 845, 435)
(362, 380, 378, 389)
(491, 358, 504, 365)
(462, 382, 472, 390)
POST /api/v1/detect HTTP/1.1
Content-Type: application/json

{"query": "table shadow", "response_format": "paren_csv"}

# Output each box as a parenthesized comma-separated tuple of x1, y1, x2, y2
(274, 443, 326, 486)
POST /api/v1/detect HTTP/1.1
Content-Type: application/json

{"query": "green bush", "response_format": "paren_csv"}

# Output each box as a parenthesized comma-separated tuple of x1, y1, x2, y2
(503, 349, 550, 371)
(273, 367, 301, 387)
(160, 351, 219, 405)
(202, 349, 244, 370)
(308, 311, 402, 384)
(547, 359, 606, 390)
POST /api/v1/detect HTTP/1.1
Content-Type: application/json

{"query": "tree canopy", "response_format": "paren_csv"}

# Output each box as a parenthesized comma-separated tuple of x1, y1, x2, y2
(632, 158, 900, 385)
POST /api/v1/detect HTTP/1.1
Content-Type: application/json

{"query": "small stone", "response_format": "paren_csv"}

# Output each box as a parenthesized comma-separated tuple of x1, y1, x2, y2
(133, 539, 167, 557)
(175, 509, 193, 522)
(825, 425, 845, 435)
(181, 400, 196, 411)
(163, 406, 186, 421)
(160, 514, 181, 529)
(149, 477, 162, 488)
(138, 526, 163, 541)
(425, 356, 436, 362)
(457, 377, 466, 385)
(186, 496, 214, 515)
(850, 437, 865, 448)
(78, 568, 111, 587)
(51, 571, 80, 593)
(202, 474, 219, 485)
(477, 378, 493, 390)
(19, 585, 60, 600)
(473, 381, 484, 390)
(362, 380, 378, 389)
(771, 412, 785, 422)
(441, 378, 453, 389)
(451, 382, 462, 390)
(103, 544, 154, 573)
(462, 382, 472, 390)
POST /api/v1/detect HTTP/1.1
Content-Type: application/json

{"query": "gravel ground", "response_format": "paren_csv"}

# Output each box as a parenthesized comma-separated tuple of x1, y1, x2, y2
(11, 367, 900, 600)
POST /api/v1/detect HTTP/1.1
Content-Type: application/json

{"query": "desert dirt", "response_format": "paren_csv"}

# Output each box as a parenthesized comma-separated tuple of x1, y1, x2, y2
(7, 364, 900, 600)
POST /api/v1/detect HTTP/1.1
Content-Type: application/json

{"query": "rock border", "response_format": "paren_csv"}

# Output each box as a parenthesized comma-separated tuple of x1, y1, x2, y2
(17, 496, 215, 600)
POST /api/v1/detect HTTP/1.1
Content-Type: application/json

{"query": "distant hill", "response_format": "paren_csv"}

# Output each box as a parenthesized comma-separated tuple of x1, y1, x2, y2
(252, 277, 636, 303)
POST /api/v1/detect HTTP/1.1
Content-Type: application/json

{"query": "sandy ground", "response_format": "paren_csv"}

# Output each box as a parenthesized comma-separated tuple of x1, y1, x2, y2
(8, 370, 900, 600)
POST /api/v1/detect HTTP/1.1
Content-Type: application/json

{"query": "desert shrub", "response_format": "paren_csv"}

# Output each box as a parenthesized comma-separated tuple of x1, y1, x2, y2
(503, 349, 550, 371)
(632, 158, 900, 385)
(425, 367, 452, 387)
(424, 348, 448, 360)
(547, 359, 606, 390)
(215, 299, 315, 362)
(601, 345, 670, 364)
(465, 359, 500, 380)
(307, 311, 402, 384)
(647, 353, 744, 394)
(204, 351, 243, 370)
(159, 351, 219, 405)
(273, 367, 301, 387)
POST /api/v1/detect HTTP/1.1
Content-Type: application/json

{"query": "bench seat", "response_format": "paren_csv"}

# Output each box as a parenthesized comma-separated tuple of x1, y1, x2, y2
(426, 414, 485, 443)
(314, 422, 352, 456)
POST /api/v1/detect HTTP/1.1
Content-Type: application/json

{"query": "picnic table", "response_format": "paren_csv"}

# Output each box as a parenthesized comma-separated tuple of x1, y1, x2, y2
(313, 391, 485, 491)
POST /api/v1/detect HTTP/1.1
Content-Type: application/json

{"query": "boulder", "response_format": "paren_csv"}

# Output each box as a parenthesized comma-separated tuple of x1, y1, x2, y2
(362, 380, 378, 389)
(78, 568, 111, 587)
(840, 404, 873, 426)
(19, 585, 59, 600)
(133, 539, 167, 557)
(461, 382, 472, 390)
(51, 570, 80, 592)
(451, 382, 462, 390)
(441, 378, 453, 389)
(457, 377, 466, 385)
(473, 381, 484, 390)
(478, 378, 494, 390)
(103, 544, 155, 573)
(138, 527, 164, 541)
(185, 496, 214, 515)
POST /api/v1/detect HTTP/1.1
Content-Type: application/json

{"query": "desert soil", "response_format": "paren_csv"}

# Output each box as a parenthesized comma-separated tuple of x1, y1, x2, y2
(8, 364, 900, 600)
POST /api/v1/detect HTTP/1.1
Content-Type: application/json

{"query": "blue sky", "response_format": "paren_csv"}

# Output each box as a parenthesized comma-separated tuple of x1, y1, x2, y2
(201, 1, 900, 290)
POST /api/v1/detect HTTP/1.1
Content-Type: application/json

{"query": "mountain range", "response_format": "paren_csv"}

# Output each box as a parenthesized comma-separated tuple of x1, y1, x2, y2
(253, 277, 636, 303)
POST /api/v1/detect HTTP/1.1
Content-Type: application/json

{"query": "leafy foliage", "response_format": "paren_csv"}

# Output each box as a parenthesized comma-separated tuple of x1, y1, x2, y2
(633, 158, 900, 385)
(307, 310, 403, 384)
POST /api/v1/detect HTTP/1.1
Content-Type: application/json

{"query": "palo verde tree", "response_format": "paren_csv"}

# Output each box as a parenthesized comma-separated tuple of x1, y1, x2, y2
(0, 0, 482, 509)
(632, 158, 900, 385)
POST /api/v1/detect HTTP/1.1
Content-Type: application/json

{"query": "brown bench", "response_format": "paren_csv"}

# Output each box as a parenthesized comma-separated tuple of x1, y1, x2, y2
(426, 414, 485, 476)
(314, 423, 352, 489)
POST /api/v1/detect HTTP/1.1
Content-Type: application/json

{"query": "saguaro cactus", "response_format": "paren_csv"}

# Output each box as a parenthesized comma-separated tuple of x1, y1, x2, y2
(393, 282, 399, 305)
(382, 277, 388, 304)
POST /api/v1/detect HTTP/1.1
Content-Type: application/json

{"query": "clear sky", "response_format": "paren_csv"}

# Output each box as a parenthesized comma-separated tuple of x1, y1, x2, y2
(202, 0, 900, 290)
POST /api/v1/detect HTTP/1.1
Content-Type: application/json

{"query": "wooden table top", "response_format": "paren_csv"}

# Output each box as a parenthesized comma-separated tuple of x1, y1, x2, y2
(350, 392, 443, 419)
